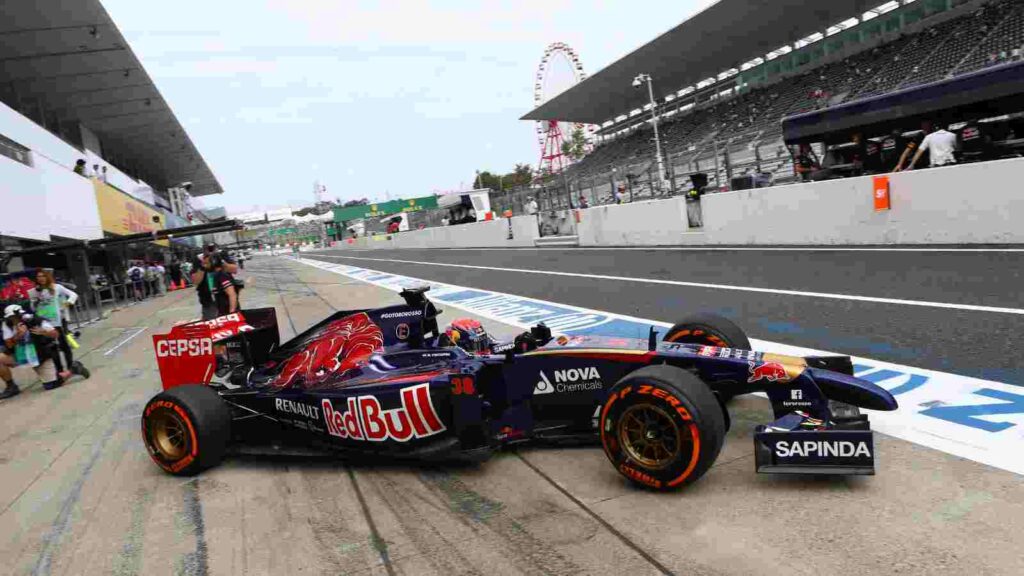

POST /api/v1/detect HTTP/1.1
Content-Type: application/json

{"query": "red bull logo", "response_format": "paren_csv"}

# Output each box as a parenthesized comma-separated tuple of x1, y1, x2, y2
(748, 361, 790, 383)
(321, 383, 445, 442)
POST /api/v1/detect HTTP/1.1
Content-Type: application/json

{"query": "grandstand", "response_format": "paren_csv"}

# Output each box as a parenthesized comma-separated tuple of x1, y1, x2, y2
(524, 0, 1024, 202)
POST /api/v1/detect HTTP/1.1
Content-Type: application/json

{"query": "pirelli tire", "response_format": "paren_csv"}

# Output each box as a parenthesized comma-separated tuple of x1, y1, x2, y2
(663, 313, 752, 401)
(141, 385, 232, 476)
(600, 365, 726, 491)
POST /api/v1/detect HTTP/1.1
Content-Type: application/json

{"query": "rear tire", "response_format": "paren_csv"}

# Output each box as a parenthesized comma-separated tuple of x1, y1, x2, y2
(663, 313, 751, 401)
(600, 365, 726, 491)
(141, 385, 231, 475)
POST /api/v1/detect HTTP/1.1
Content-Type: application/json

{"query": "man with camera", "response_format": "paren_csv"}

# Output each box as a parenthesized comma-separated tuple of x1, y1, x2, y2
(191, 244, 238, 320)
(1, 304, 66, 398)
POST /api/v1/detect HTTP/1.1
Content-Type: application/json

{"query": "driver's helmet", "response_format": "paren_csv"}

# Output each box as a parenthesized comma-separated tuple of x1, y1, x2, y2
(443, 318, 491, 354)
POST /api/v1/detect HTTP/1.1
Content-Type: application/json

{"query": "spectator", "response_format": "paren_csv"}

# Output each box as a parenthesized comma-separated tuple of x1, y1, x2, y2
(2, 304, 66, 392)
(441, 215, 450, 226)
(100, 166, 109, 183)
(144, 262, 159, 297)
(881, 129, 908, 172)
(179, 259, 193, 287)
(525, 196, 539, 215)
(793, 144, 821, 181)
(127, 261, 145, 301)
(894, 122, 931, 171)
(29, 269, 88, 380)
(578, 194, 589, 209)
(904, 123, 957, 170)
(155, 261, 166, 294)
(73, 159, 87, 176)
(92, 164, 100, 179)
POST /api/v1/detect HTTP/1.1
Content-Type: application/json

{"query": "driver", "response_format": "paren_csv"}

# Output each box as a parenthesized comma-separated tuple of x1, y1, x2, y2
(439, 318, 493, 354)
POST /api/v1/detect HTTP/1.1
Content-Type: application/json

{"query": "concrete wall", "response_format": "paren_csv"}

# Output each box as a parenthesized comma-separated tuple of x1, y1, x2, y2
(702, 157, 1024, 245)
(329, 157, 1024, 249)
(577, 197, 691, 246)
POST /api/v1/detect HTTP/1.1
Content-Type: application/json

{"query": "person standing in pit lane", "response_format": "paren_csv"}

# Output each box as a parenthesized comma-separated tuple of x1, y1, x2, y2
(29, 269, 89, 380)
(210, 252, 240, 317)
(192, 245, 238, 320)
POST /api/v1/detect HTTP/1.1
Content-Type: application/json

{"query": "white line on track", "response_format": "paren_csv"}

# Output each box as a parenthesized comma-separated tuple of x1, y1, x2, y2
(103, 327, 148, 357)
(314, 254, 1024, 315)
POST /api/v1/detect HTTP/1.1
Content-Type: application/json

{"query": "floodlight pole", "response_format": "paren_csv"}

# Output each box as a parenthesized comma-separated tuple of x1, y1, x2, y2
(636, 73, 668, 191)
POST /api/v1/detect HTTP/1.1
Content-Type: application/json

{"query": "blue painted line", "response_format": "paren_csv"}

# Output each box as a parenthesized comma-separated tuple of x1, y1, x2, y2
(920, 388, 1024, 433)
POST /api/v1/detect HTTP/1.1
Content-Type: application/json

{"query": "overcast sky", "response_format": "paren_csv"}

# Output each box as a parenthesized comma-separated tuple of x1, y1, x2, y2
(104, 0, 716, 213)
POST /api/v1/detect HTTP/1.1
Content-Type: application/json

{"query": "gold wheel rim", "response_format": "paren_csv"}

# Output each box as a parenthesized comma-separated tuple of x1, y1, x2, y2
(618, 404, 684, 470)
(150, 410, 188, 461)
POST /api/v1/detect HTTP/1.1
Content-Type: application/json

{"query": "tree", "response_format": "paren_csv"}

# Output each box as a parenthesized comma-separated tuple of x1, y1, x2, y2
(561, 126, 587, 161)
(342, 198, 369, 208)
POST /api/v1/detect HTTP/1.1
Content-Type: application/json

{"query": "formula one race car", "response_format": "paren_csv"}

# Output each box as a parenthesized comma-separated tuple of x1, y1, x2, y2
(142, 288, 898, 490)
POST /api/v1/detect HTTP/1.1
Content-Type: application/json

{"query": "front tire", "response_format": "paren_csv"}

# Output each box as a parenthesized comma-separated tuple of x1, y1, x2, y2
(141, 385, 231, 475)
(600, 365, 726, 490)
(663, 313, 752, 401)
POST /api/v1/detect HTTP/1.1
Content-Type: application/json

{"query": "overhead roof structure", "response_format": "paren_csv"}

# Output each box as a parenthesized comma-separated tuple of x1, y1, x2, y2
(522, 0, 878, 125)
(0, 0, 222, 196)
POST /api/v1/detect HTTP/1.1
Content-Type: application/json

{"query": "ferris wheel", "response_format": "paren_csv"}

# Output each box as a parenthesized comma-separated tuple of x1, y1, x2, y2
(534, 42, 592, 174)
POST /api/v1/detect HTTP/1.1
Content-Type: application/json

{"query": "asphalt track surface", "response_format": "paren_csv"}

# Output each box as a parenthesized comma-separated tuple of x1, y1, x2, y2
(305, 247, 1024, 387)
(3, 256, 1023, 575)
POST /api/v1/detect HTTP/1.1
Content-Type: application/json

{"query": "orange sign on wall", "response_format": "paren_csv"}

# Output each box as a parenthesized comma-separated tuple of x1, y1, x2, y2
(873, 176, 890, 212)
(93, 180, 169, 246)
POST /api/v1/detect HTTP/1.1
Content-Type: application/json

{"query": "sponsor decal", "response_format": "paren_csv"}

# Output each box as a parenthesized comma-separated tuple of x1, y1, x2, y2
(748, 361, 790, 383)
(380, 310, 422, 319)
(698, 346, 717, 357)
(396, 323, 410, 340)
(774, 440, 871, 458)
(556, 335, 570, 346)
(636, 385, 693, 421)
(781, 388, 812, 408)
(533, 367, 603, 395)
(619, 464, 662, 489)
(491, 342, 514, 354)
(321, 383, 445, 442)
(274, 398, 320, 419)
(155, 337, 213, 358)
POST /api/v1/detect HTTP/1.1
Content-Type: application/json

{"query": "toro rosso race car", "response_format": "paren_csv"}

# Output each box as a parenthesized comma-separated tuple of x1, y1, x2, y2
(143, 288, 898, 490)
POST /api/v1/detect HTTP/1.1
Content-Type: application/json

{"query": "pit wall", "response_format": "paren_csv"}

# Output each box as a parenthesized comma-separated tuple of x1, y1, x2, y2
(338, 157, 1024, 249)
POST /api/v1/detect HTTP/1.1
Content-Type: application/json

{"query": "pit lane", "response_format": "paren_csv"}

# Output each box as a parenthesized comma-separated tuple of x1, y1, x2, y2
(1, 255, 1022, 575)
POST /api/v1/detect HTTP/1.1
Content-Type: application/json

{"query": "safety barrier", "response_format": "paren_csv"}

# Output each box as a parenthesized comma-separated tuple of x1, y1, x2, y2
(332, 157, 1024, 249)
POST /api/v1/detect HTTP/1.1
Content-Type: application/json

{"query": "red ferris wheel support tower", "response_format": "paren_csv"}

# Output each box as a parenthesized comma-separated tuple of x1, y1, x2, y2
(538, 120, 568, 175)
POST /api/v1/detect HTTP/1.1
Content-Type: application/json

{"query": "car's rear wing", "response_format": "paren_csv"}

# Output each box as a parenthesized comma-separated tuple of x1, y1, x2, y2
(152, 309, 280, 390)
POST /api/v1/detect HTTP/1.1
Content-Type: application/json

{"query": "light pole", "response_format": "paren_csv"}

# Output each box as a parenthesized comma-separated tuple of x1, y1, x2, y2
(633, 73, 668, 191)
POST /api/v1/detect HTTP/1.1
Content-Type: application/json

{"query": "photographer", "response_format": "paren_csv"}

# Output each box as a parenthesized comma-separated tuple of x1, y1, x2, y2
(2, 304, 66, 393)
(191, 245, 238, 320)
(29, 269, 89, 380)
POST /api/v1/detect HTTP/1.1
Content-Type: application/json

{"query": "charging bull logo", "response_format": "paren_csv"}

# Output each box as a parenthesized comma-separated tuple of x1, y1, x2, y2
(273, 312, 384, 388)
(748, 361, 789, 383)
